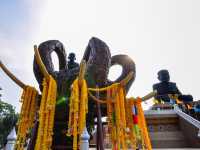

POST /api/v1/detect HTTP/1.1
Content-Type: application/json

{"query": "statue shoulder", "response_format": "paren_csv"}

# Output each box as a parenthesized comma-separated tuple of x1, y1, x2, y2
(153, 83, 160, 90)
(170, 82, 176, 85)
(168, 82, 177, 87)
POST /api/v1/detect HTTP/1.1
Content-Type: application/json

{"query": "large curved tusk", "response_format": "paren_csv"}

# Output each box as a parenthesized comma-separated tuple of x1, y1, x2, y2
(34, 45, 49, 78)
(78, 60, 86, 86)
(0, 60, 26, 89)
(120, 71, 134, 87)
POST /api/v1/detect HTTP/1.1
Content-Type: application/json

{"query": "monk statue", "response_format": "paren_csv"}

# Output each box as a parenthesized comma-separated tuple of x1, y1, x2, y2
(153, 69, 193, 104)
(153, 69, 181, 103)
(67, 52, 79, 70)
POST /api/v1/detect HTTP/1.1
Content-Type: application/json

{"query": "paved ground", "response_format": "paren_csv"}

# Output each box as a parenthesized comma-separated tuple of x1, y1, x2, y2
(2, 147, 198, 150)
(152, 148, 199, 150)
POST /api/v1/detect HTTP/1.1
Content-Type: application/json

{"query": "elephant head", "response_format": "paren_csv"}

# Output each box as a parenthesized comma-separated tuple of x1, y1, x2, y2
(83, 37, 136, 92)
(33, 37, 135, 95)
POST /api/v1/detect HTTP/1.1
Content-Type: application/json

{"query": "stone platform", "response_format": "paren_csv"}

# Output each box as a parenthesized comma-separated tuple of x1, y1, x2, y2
(145, 104, 200, 148)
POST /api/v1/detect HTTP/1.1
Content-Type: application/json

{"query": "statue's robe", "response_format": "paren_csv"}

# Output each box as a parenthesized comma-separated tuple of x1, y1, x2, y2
(153, 81, 181, 102)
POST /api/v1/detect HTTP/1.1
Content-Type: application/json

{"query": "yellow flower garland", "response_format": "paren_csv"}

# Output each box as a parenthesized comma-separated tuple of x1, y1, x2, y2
(67, 78, 88, 150)
(68, 77, 152, 150)
(136, 97, 152, 150)
(104, 84, 127, 150)
(88, 84, 152, 150)
(35, 75, 57, 150)
(125, 97, 152, 150)
(125, 98, 137, 149)
(15, 86, 38, 150)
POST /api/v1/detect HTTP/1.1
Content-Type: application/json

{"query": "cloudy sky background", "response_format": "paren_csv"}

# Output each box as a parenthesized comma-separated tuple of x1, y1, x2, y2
(1, 0, 200, 112)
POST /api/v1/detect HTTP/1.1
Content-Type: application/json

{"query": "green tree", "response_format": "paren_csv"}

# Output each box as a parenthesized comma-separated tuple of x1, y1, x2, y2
(0, 98, 18, 148)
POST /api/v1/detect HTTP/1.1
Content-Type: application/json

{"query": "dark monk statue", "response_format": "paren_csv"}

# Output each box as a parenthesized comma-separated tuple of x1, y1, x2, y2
(153, 69, 181, 103)
(153, 69, 193, 103)
(67, 53, 79, 70)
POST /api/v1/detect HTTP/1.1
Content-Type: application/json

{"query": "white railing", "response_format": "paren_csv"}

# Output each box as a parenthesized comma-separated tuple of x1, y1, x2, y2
(174, 105, 200, 136)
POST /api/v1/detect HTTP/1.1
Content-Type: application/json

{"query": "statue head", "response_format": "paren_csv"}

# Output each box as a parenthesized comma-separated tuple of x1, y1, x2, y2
(68, 53, 76, 62)
(157, 69, 170, 82)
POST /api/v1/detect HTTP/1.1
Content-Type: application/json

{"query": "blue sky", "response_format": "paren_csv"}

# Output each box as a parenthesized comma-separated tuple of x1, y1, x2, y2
(0, 1, 41, 42)
(1, 0, 200, 112)
(0, 0, 44, 111)
(0, 1, 28, 34)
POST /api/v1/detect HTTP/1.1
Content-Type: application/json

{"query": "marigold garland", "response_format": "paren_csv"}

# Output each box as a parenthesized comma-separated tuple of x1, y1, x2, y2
(15, 86, 38, 150)
(104, 84, 127, 150)
(125, 98, 137, 149)
(67, 78, 88, 150)
(88, 84, 152, 150)
(66, 77, 152, 150)
(35, 75, 57, 150)
(136, 97, 152, 150)
(125, 97, 152, 150)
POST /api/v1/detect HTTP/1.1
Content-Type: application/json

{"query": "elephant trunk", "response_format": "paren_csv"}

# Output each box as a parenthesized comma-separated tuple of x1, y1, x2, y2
(83, 37, 111, 87)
